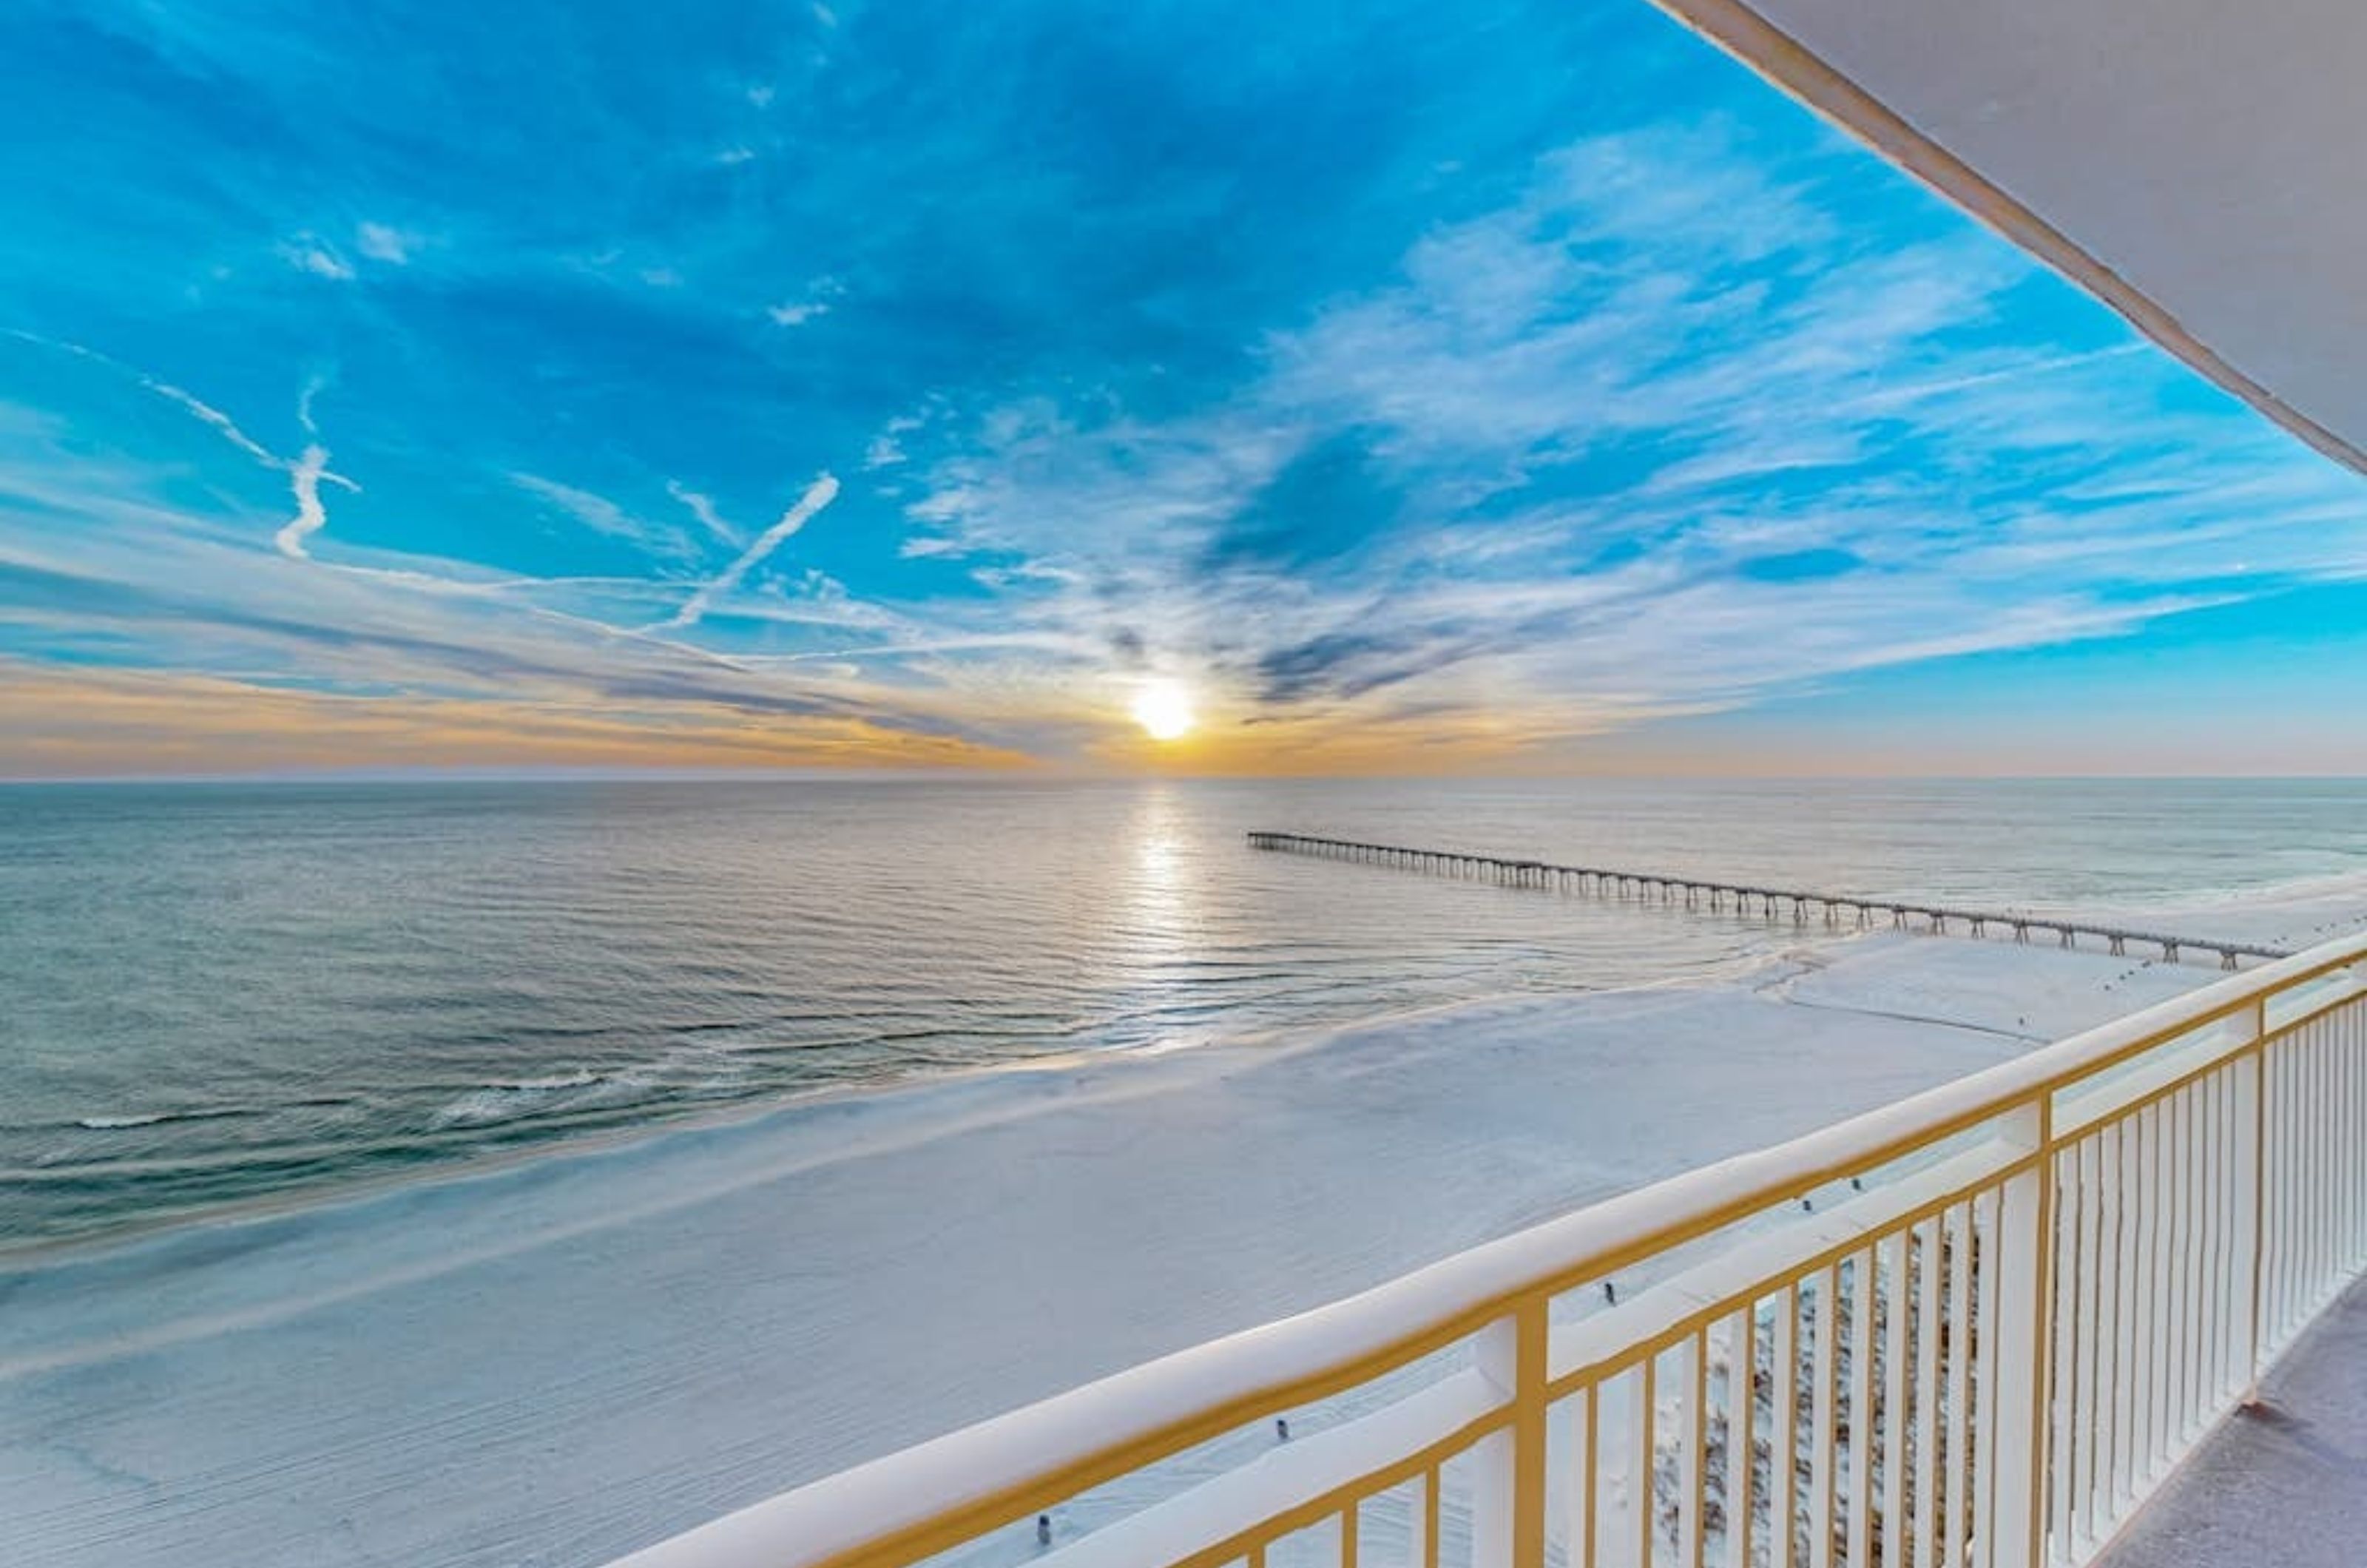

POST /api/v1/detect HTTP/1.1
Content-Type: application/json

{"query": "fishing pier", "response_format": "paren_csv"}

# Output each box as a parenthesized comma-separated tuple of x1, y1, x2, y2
(1246, 829, 2291, 970)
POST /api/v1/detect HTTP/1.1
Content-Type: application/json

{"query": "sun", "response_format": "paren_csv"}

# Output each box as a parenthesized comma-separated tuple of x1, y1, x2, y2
(1130, 679, 1195, 742)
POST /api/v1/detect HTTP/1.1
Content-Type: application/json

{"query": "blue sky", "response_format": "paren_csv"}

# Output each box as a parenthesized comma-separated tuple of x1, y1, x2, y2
(2, 0, 2363, 776)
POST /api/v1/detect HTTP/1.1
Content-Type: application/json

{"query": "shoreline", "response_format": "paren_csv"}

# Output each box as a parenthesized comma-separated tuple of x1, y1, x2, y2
(0, 944, 1842, 1359)
(1, 932, 1815, 1271)
(18, 857, 2360, 1269)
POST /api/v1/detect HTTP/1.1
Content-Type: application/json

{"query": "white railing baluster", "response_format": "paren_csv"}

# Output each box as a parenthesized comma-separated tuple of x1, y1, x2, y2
(1726, 1306, 1755, 1568)
(2127, 1104, 2158, 1490)
(2144, 1096, 2170, 1475)
(1913, 1218, 1942, 1568)
(2093, 1133, 2119, 1547)
(2317, 1025, 2337, 1302)
(1944, 1205, 1973, 1567)
(1847, 1252, 1874, 1568)
(2167, 1084, 2193, 1444)
(1986, 1104, 2050, 1568)
(1968, 1188, 2002, 1568)
(2107, 1122, 2135, 1517)
(1771, 1286, 1798, 1568)
(1809, 1268, 1838, 1568)
(1880, 1231, 1908, 1568)
(2316, 1024, 2334, 1302)
(2297, 1032, 2317, 1319)
(2202, 1067, 2226, 1421)
(2047, 1144, 2076, 1567)
(2338, 1009, 2357, 1279)
(1600, 1364, 1647, 1568)
(1685, 1331, 1708, 1568)
(2075, 1136, 2104, 1553)
(2234, 1019, 2265, 1400)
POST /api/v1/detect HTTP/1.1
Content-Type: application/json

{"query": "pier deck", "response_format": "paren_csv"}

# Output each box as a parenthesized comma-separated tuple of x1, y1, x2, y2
(1247, 830, 2292, 970)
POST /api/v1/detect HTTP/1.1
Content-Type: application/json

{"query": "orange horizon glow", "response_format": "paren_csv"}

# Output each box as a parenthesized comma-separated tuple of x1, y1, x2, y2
(7, 660, 2367, 783)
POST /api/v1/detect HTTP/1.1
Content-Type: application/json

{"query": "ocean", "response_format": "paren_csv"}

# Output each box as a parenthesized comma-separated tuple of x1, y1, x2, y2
(4, 776, 2363, 1254)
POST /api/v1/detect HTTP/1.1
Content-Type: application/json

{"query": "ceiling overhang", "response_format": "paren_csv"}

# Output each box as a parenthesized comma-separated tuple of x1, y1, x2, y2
(1655, 0, 2367, 478)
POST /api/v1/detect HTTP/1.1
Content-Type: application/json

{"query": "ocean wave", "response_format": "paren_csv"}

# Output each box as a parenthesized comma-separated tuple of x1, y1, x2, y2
(489, 1069, 601, 1092)
(73, 1107, 253, 1131)
(432, 1068, 620, 1128)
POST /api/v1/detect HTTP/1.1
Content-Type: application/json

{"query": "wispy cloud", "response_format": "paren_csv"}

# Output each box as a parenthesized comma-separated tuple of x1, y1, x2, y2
(0, 439, 990, 754)
(7, 4, 2365, 778)
(8, 331, 283, 467)
(10, 335, 364, 561)
(272, 444, 337, 559)
(354, 222, 416, 264)
(511, 474, 697, 562)
(664, 481, 743, 547)
(666, 473, 840, 628)
(280, 236, 355, 280)
(877, 124, 2366, 759)
(767, 277, 843, 328)
(0, 658, 1032, 778)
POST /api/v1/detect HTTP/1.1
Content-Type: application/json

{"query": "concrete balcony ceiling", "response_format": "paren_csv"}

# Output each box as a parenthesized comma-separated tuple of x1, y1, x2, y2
(1657, 0, 2367, 476)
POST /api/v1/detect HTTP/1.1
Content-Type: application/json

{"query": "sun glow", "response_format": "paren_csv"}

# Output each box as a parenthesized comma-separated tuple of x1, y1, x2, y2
(1130, 679, 1195, 742)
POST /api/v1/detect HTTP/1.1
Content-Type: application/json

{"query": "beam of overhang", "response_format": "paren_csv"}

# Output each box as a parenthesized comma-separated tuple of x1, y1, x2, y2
(1651, 0, 2367, 481)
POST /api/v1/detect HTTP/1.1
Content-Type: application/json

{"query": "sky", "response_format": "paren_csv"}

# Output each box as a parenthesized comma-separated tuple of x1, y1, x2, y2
(2, 0, 2364, 779)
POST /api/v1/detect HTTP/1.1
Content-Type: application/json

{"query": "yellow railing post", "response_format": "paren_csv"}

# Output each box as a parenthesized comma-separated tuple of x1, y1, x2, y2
(1470, 1297, 1550, 1568)
(1513, 1297, 1549, 1568)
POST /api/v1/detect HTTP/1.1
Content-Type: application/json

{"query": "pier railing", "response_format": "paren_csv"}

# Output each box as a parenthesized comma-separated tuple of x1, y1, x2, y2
(1247, 831, 2291, 970)
(612, 929, 2367, 1568)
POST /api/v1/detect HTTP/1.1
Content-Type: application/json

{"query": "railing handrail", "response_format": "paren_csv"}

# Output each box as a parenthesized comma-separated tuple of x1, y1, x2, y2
(612, 927, 2367, 1568)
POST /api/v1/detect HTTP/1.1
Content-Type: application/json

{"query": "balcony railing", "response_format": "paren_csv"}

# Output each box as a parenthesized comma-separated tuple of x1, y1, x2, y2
(612, 930, 2367, 1568)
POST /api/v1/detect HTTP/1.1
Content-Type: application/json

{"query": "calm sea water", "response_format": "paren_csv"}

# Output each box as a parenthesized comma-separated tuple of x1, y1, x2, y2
(3, 777, 2363, 1253)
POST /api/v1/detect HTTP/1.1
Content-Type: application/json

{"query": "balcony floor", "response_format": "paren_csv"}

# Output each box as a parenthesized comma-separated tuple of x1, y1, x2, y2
(2101, 1277, 2367, 1568)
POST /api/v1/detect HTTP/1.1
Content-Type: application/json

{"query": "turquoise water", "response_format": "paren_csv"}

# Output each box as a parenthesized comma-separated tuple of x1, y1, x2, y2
(3, 777, 2363, 1251)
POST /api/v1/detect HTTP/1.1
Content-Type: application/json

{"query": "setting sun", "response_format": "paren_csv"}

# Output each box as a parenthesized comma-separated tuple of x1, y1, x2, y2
(1130, 679, 1195, 742)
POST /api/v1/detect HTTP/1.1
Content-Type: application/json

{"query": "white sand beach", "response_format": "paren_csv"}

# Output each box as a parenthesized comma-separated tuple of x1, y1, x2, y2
(6, 879, 2363, 1568)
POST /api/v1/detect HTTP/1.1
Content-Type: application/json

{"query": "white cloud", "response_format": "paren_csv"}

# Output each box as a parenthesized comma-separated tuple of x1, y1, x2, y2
(879, 124, 2367, 747)
(665, 481, 742, 546)
(666, 473, 841, 628)
(153, 376, 282, 467)
(354, 223, 415, 264)
(768, 276, 844, 328)
(863, 413, 925, 470)
(11, 121, 2364, 771)
(13, 339, 362, 560)
(280, 238, 355, 280)
(273, 445, 335, 559)
(512, 474, 695, 561)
